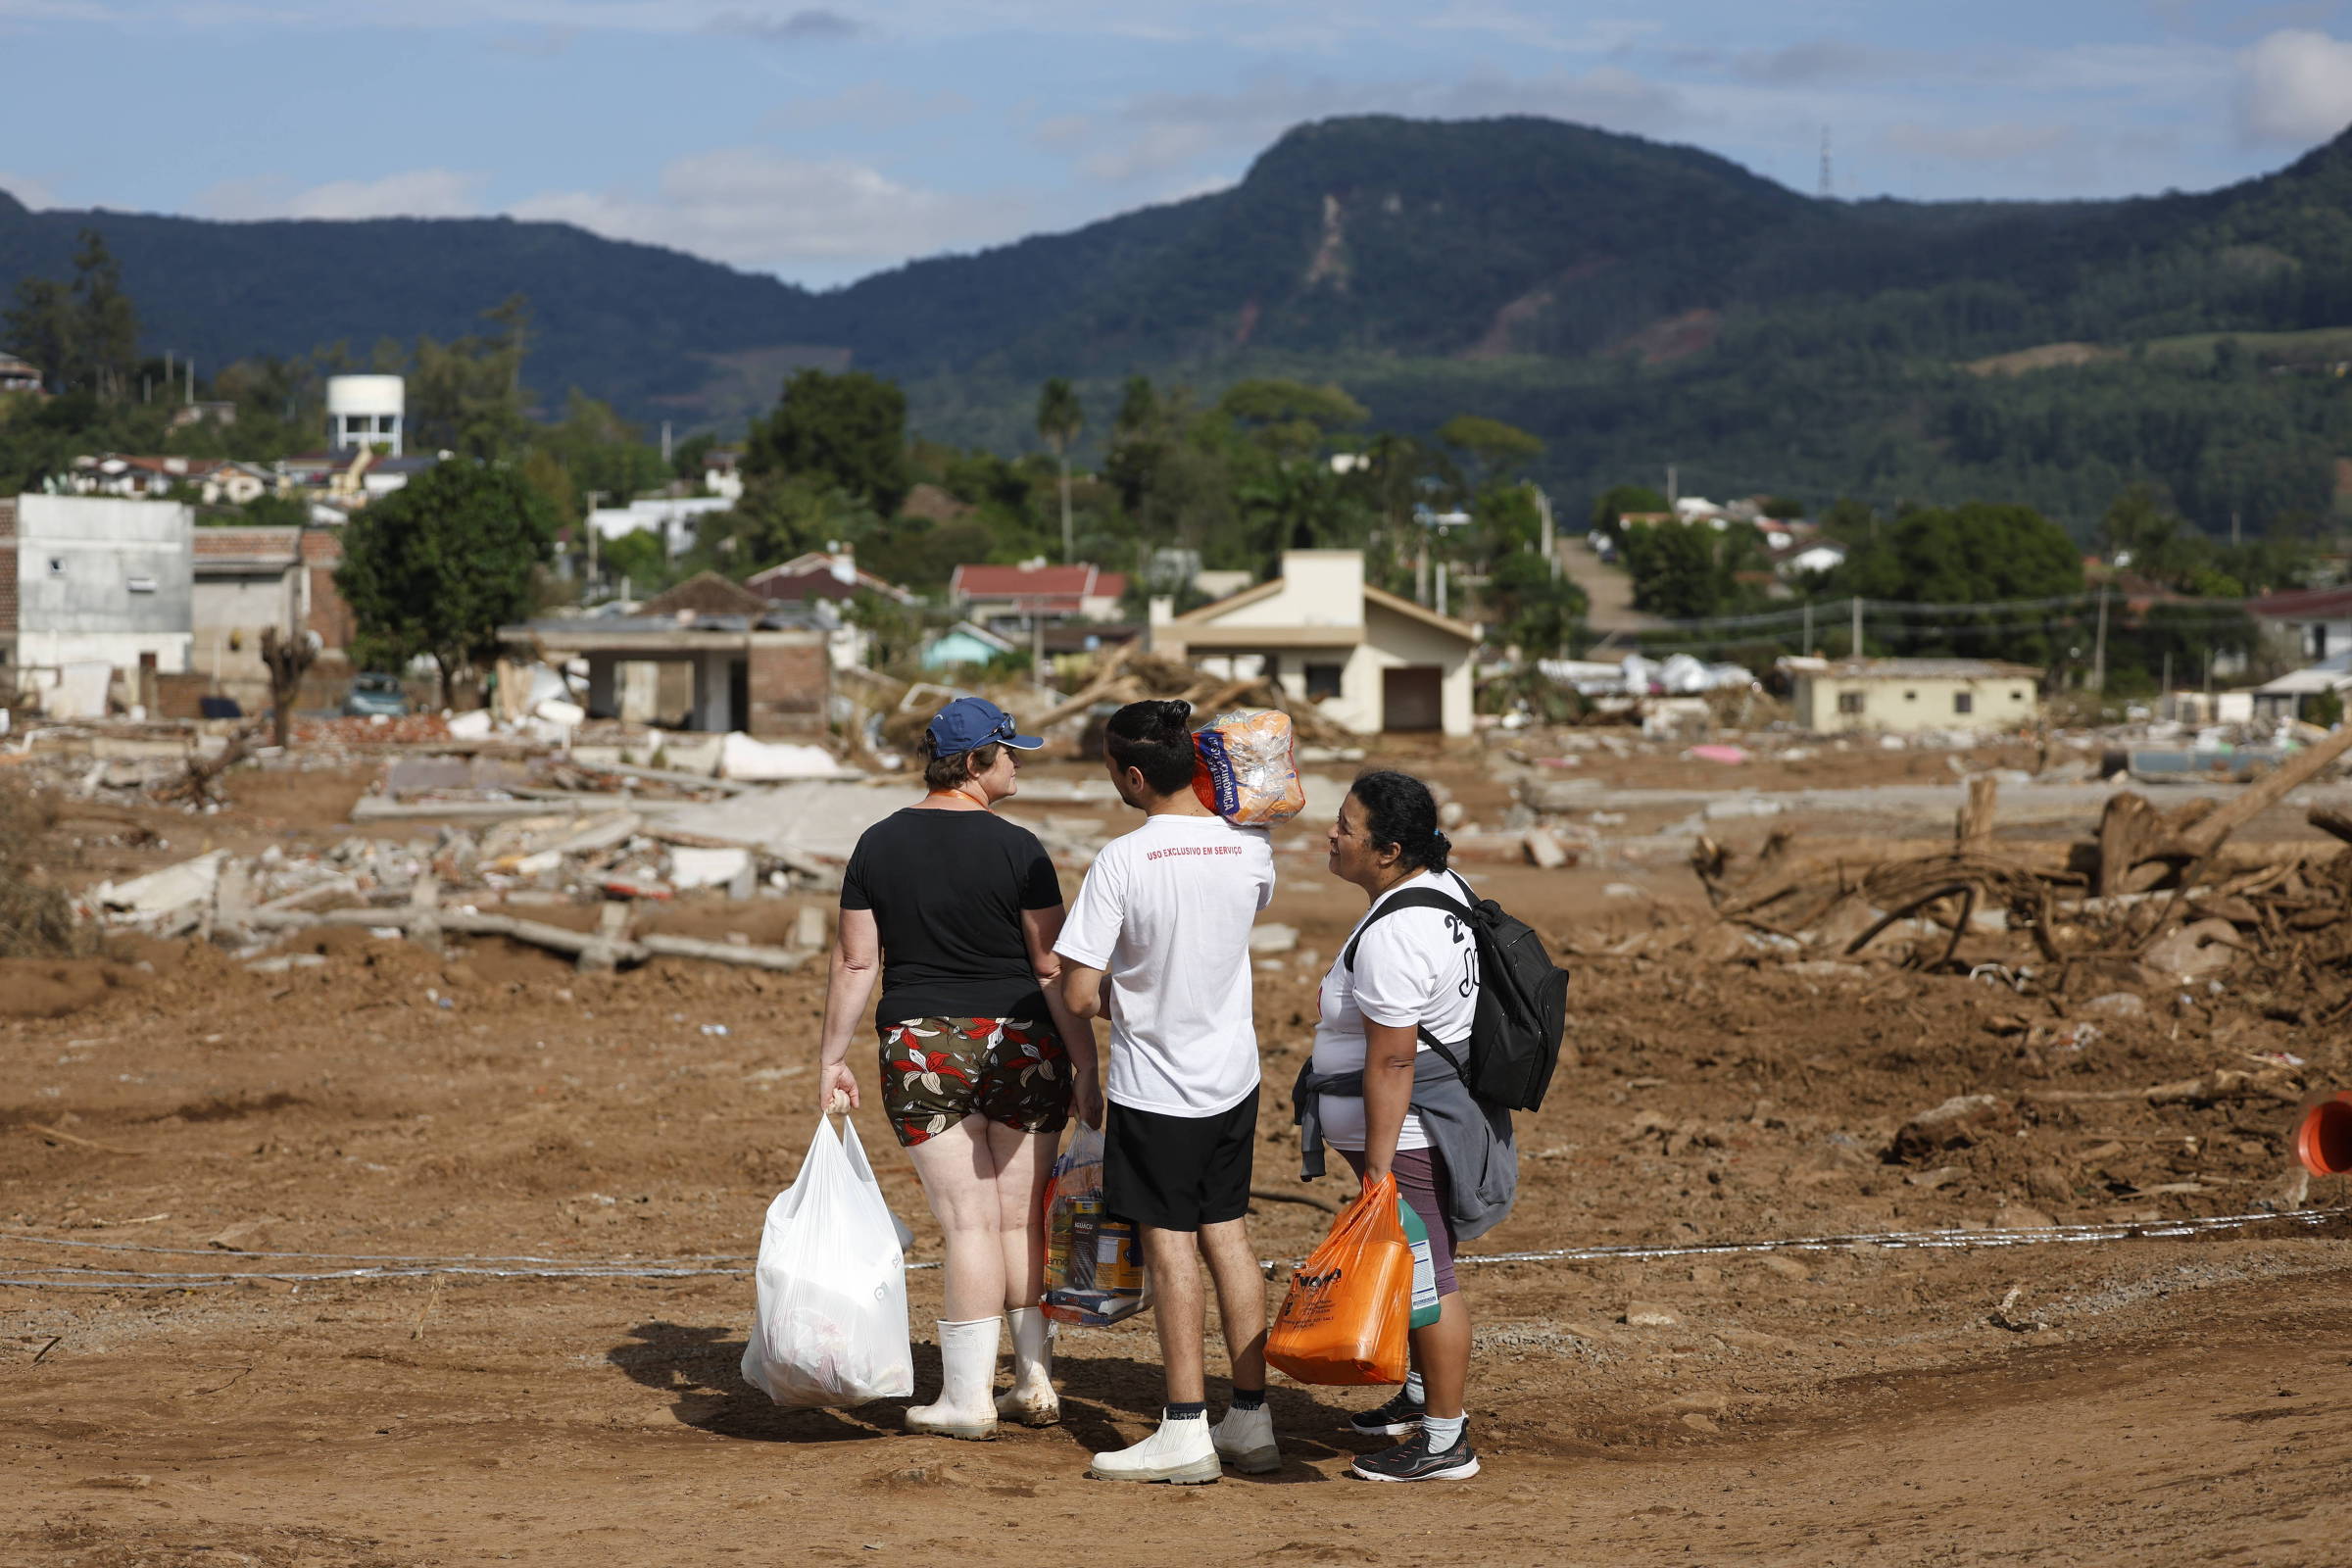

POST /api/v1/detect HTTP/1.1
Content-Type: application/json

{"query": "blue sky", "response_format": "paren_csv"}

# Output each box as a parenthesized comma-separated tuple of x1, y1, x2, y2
(3, 0, 2350, 288)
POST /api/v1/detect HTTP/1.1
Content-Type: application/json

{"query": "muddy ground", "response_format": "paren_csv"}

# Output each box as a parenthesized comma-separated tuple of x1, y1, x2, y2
(5, 748, 2352, 1566)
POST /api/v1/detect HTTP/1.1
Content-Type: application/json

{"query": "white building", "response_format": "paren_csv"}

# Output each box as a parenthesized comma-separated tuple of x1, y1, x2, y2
(2, 495, 195, 709)
(1150, 549, 1480, 736)
(326, 374, 405, 456)
(588, 497, 739, 559)
(2252, 586, 2352, 662)
(1791, 658, 2041, 734)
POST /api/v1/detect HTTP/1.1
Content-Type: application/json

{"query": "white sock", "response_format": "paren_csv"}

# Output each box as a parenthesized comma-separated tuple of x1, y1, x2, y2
(1422, 1413, 1466, 1451)
(1403, 1371, 1425, 1404)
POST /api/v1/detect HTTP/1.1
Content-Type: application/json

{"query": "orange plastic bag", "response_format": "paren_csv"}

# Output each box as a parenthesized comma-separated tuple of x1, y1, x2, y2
(1265, 1172, 1413, 1386)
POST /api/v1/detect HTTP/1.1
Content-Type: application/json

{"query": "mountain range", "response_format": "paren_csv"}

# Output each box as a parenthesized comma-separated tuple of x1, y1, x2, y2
(4, 115, 2350, 529)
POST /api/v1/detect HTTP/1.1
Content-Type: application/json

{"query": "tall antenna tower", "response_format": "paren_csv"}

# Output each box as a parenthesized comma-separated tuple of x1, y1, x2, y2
(1818, 127, 1834, 200)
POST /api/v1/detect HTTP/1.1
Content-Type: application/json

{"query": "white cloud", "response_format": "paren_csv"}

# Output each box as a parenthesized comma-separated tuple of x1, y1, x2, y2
(0, 171, 59, 208)
(2238, 27, 2352, 142)
(193, 169, 492, 220)
(509, 147, 1030, 274)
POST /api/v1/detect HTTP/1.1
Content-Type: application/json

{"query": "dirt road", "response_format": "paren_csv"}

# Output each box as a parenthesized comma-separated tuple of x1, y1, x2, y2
(6, 755, 2352, 1564)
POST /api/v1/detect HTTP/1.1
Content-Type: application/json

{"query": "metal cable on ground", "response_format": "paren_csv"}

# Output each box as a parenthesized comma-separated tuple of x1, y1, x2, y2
(0, 1231, 755, 1266)
(0, 1207, 2341, 1292)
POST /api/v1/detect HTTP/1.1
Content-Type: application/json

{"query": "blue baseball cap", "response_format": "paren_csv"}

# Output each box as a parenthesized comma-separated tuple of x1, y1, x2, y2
(926, 696, 1045, 756)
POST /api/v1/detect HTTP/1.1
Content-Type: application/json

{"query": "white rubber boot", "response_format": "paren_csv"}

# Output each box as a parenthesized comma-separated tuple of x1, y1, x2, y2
(995, 1305, 1059, 1427)
(905, 1318, 1001, 1441)
(1089, 1410, 1222, 1485)
(1211, 1404, 1280, 1473)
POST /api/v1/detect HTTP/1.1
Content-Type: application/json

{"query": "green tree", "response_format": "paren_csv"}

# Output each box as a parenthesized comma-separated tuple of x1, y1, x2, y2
(70, 230, 137, 402)
(747, 368, 908, 514)
(1621, 520, 1745, 619)
(1436, 414, 1544, 488)
(2, 277, 74, 390)
(1217, 378, 1366, 460)
(539, 390, 667, 505)
(1834, 502, 2083, 664)
(1484, 550, 1588, 657)
(405, 297, 532, 459)
(3, 230, 137, 399)
(335, 460, 560, 706)
(599, 528, 676, 599)
(1037, 376, 1084, 564)
(671, 431, 717, 486)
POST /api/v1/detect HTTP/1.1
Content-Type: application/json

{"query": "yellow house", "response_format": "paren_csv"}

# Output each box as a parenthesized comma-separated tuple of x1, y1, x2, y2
(1149, 550, 1480, 736)
(1793, 658, 2041, 734)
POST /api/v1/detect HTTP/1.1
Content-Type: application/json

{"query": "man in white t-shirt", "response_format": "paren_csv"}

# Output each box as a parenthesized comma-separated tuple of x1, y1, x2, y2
(1056, 700, 1277, 1486)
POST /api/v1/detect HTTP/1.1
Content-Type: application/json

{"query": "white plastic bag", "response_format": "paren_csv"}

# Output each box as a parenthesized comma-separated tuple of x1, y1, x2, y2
(741, 1114, 916, 1407)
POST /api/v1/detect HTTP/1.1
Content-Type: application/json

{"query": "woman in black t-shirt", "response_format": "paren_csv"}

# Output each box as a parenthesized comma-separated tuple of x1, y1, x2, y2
(816, 697, 1102, 1442)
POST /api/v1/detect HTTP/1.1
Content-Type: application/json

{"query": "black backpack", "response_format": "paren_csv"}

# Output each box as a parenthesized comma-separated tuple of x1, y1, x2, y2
(1342, 871, 1570, 1112)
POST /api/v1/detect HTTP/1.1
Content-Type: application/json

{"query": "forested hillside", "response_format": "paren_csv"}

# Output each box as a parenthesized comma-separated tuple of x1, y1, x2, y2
(5, 114, 2351, 532)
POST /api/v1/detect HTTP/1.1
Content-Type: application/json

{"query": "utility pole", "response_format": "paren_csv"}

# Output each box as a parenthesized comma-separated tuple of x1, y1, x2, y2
(583, 491, 605, 593)
(1666, 465, 1679, 508)
(2231, 510, 2241, 548)
(1436, 563, 1450, 620)
(1534, 485, 1557, 580)
(1850, 597, 1863, 660)
(2161, 651, 2172, 719)
(661, 420, 673, 466)
(2091, 583, 2110, 694)
(1802, 601, 1813, 657)
(1031, 610, 1047, 691)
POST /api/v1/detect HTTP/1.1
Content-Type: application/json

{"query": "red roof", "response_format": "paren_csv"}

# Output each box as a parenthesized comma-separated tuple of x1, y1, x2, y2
(193, 527, 341, 566)
(2252, 586, 2352, 620)
(950, 564, 1129, 607)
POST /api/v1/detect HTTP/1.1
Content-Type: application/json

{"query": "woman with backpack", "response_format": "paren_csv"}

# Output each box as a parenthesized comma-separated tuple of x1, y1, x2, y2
(1293, 769, 1520, 1483)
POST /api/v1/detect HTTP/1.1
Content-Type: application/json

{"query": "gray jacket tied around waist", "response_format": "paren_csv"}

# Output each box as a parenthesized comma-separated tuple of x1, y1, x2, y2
(1292, 1053, 1518, 1244)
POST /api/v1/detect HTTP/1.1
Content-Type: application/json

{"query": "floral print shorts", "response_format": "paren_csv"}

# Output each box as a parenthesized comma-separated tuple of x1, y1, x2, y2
(877, 1015, 1072, 1147)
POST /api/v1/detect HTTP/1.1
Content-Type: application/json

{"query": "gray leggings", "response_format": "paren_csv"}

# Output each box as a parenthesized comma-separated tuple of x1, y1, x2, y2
(1337, 1146, 1458, 1298)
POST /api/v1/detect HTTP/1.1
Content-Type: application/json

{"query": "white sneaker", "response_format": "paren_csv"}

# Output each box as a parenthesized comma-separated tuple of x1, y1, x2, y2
(1089, 1412, 1222, 1485)
(1210, 1405, 1280, 1474)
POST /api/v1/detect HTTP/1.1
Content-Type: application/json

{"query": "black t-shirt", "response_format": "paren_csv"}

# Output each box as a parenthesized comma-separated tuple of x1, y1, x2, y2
(840, 808, 1065, 1025)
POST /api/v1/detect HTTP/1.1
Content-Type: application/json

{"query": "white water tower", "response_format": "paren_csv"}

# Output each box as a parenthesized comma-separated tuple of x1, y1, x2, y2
(325, 374, 405, 456)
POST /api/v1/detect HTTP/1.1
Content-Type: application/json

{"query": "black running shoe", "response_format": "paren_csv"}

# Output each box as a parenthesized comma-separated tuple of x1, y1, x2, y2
(1347, 1388, 1425, 1437)
(1350, 1429, 1480, 1483)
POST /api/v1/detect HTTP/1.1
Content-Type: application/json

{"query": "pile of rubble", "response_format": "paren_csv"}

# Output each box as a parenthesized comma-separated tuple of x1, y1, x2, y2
(1688, 723, 2352, 1019)
(1018, 645, 1365, 754)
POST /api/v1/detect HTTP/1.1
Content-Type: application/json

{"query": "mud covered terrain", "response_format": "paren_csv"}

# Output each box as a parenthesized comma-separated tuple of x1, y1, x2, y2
(5, 756, 2352, 1566)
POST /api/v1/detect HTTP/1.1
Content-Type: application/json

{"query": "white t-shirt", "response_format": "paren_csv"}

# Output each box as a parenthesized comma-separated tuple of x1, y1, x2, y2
(1310, 870, 1481, 1152)
(1054, 813, 1276, 1117)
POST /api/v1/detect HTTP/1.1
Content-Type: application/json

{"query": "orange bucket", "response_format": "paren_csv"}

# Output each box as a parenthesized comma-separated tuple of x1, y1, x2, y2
(2295, 1092, 2352, 1177)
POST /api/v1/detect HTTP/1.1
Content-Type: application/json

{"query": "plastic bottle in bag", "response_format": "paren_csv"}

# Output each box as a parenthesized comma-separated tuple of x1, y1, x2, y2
(1399, 1197, 1441, 1330)
(1041, 1124, 1148, 1326)
(741, 1114, 916, 1408)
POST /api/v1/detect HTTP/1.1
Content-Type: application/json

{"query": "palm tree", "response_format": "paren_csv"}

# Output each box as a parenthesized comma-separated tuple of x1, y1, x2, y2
(1036, 378, 1083, 564)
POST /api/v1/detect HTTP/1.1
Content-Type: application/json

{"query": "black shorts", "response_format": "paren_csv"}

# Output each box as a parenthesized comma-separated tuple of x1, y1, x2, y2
(1102, 1088, 1259, 1233)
